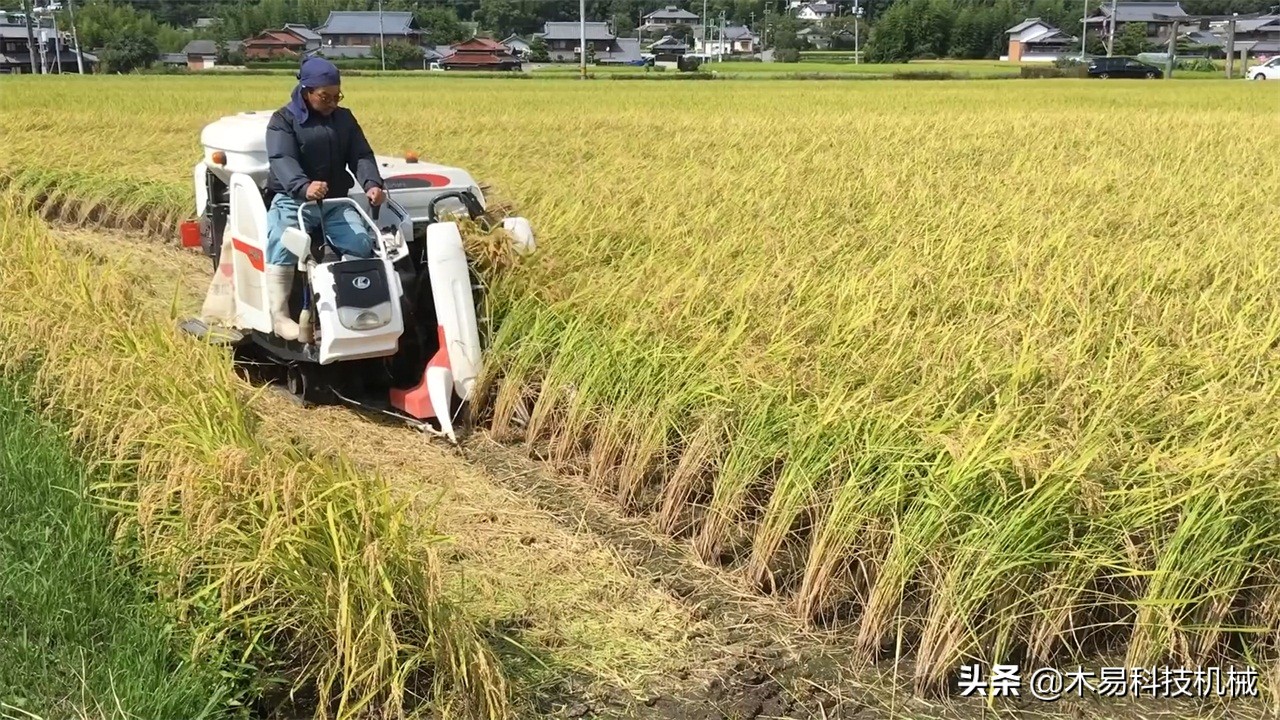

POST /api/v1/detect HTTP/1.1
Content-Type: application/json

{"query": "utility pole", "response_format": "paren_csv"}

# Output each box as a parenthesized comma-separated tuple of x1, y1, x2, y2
(1106, 0, 1116, 56)
(378, 0, 385, 71)
(719, 10, 725, 61)
(66, 0, 83, 74)
(854, 0, 861, 62)
(1164, 18, 1177, 78)
(578, 0, 585, 78)
(36, 9, 47, 73)
(701, 0, 711, 56)
(49, 5, 60, 74)
(22, 0, 38, 73)
(1226, 13, 1236, 78)
(1080, 0, 1088, 58)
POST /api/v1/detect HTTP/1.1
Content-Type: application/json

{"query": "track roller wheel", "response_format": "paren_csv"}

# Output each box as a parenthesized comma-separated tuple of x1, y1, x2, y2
(285, 364, 330, 407)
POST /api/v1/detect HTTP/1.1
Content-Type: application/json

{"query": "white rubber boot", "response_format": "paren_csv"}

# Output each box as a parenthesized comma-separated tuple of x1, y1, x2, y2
(266, 264, 299, 341)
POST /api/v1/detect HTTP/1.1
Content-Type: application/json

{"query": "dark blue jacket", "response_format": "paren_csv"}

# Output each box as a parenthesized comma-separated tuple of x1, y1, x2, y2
(265, 105, 383, 203)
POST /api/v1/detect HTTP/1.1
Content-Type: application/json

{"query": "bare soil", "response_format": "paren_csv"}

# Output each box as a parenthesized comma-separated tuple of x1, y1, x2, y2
(44, 224, 1277, 720)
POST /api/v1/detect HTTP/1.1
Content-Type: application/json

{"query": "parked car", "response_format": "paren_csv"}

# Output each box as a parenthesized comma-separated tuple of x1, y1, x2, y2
(1087, 56, 1163, 79)
(1248, 56, 1280, 80)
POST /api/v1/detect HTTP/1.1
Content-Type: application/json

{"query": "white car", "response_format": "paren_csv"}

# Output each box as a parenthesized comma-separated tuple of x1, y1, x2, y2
(1249, 56, 1280, 80)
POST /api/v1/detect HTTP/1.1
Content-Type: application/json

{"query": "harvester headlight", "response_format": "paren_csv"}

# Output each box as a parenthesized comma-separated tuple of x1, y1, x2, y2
(338, 302, 392, 331)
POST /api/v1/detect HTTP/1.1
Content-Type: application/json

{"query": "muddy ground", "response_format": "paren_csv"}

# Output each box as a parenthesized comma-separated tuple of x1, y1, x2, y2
(42, 223, 1278, 720)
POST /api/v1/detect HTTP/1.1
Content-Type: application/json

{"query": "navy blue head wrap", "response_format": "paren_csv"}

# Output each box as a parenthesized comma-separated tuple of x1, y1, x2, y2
(288, 55, 341, 123)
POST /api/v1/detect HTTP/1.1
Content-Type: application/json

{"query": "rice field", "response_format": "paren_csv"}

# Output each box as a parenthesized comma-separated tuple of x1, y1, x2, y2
(3, 74, 1280, 707)
(0, 193, 509, 719)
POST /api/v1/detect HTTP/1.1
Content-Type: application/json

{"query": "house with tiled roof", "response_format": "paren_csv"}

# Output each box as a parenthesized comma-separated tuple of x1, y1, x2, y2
(242, 25, 321, 60)
(641, 5, 701, 32)
(1083, 1, 1188, 44)
(694, 24, 759, 54)
(796, 3, 838, 22)
(534, 21, 628, 62)
(317, 11, 422, 47)
(502, 34, 532, 58)
(0, 14, 98, 73)
(439, 36, 522, 70)
(182, 38, 243, 70)
(1003, 18, 1077, 62)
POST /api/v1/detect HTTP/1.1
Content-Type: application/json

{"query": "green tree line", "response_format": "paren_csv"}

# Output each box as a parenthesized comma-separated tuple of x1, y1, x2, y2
(29, 0, 1278, 71)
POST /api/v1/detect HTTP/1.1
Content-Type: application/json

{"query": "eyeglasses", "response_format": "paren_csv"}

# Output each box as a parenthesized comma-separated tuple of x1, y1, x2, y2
(310, 90, 343, 104)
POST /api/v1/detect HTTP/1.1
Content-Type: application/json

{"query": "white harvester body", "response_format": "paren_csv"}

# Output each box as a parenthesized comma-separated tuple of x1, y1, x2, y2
(181, 110, 535, 442)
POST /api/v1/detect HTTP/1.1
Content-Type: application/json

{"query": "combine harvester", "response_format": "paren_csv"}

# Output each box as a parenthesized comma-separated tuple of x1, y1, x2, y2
(178, 110, 537, 443)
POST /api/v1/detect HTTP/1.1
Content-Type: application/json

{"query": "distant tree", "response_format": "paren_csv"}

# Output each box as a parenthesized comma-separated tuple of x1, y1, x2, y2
(669, 22, 695, 44)
(866, 0, 912, 61)
(416, 6, 471, 47)
(376, 39, 424, 68)
(1086, 32, 1106, 55)
(70, 0, 189, 53)
(611, 12, 636, 36)
(529, 35, 550, 61)
(477, 0, 518, 36)
(912, 0, 955, 58)
(100, 30, 157, 72)
(216, 39, 244, 64)
(770, 12, 799, 50)
(949, 6, 985, 58)
(1114, 21, 1152, 54)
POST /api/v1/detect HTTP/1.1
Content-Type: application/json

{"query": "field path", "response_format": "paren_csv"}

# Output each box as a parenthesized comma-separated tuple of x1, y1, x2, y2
(48, 223, 1271, 720)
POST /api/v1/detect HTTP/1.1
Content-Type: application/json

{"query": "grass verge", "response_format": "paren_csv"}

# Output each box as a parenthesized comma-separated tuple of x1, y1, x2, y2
(0, 379, 243, 720)
(0, 190, 510, 720)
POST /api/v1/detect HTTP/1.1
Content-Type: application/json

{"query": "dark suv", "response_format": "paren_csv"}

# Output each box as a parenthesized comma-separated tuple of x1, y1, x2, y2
(1088, 56, 1163, 79)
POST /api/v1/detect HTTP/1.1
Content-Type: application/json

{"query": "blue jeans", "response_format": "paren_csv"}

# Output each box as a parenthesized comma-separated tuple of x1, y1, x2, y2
(266, 194, 374, 266)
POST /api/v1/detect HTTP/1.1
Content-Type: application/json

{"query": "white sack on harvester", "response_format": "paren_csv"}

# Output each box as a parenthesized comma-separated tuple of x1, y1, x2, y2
(201, 234, 236, 324)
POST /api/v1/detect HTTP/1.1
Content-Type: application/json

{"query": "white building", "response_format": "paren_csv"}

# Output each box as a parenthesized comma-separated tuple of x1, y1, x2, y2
(693, 25, 759, 55)
(796, 3, 838, 22)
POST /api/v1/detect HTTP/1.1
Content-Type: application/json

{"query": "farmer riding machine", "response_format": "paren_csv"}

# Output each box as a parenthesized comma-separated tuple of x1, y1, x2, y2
(178, 110, 536, 443)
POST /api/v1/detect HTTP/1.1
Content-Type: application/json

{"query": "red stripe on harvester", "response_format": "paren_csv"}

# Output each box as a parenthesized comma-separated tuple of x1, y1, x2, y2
(232, 237, 264, 272)
(389, 173, 452, 187)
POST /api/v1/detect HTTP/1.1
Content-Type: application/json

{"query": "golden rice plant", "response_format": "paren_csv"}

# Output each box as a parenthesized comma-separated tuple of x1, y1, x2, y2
(0, 190, 509, 719)
(4, 75, 1280, 706)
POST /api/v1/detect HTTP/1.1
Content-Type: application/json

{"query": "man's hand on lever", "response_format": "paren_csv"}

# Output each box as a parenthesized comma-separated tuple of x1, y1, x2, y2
(306, 181, 329, 201)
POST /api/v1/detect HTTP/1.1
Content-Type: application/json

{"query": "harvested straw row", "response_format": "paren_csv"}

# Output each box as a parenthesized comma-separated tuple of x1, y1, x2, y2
(0, 167, 184, 238)
(0, 190, 510, 720)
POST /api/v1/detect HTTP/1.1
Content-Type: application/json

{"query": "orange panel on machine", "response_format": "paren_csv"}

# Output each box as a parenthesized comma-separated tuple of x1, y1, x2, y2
(389, 326, 452, 419)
